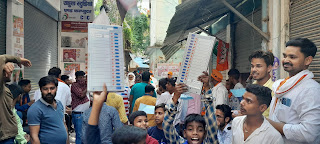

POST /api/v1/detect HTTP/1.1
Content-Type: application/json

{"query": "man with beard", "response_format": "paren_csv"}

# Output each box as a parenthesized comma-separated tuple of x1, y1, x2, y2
(71, 71, 89, 144)
(248, 50, 274, 118)
(34, 67, 72, 115)
(268, 38, 320, 143)
(215, 104, 232, 144)
(232, 84, 283, 144)
(27, 76, 67, 144)
(0, 55, 31, 143)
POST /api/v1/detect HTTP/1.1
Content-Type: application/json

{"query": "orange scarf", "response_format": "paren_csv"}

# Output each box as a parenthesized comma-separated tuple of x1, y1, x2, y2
(272, 74, 307, 113)
(57, 78, 65, 84)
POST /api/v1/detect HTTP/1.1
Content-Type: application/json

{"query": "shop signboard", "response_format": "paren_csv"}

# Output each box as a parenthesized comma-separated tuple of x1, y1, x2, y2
(60, 0, 94, 22)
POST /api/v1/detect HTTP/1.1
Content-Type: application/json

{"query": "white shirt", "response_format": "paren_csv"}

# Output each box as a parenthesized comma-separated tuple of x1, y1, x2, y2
(217, 122, 232, 144)
(234, 82, 244, 89)
(156, 91, 173, 105)
(34, 82, 71, 114)
(232, 116, 284, 144)
(150, 77, 158, 88)
(212, 83, 229, 107)
(72, 94, 90, 112)
(156, 91, 184, 125)
(269, 78, 320, 144)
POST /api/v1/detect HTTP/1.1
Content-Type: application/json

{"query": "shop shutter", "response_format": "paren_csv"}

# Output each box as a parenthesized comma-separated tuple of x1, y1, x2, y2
(234, 9, 262, 73)
(0, 0, 7, 55)
(290, 0, 320, 83)
(24, 2, 58, 95)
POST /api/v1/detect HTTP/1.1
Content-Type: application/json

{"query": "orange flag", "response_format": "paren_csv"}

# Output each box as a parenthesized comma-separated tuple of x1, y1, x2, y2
(216, 40, 229, 71)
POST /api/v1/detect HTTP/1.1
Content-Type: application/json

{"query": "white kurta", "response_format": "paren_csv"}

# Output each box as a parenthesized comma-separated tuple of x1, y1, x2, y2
(269, 74, 320, 144)
(156, 91, 184, 125)
(156, 91, 173, 105)
(232, 116, 284, 144)
(234, 82, 244, 89)
(212, 82, 229, 107)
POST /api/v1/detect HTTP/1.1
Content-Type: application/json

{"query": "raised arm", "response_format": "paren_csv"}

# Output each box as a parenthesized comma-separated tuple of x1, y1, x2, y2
(1, 55, 31, 93)
(86, 84, 108, 144)
(163, 83, 188, 144)
(203, 101, 218, 144)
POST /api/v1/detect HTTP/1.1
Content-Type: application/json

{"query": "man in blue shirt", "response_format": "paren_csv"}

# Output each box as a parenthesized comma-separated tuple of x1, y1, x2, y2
(16, 79, 34, 125)
(129, 71, 156, 113)
(27, 76, 67, 144)
(82, 103, 123, 144)
(215, 104, 232, 144)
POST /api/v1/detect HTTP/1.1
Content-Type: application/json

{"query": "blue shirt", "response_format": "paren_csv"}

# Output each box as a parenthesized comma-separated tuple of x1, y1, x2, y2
(82, 104, 123, 144)
(85, 125, 101, 144)
(27, 98, 67, 144)
(217, 123, 232, 144)
(15, 93, 31, 111)
(148, 126, 168, 144)
(130, 82, 156, 111)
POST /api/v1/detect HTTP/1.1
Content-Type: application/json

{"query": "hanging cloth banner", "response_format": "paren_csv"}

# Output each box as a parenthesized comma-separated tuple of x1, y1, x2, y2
(216, 40, 229, 71)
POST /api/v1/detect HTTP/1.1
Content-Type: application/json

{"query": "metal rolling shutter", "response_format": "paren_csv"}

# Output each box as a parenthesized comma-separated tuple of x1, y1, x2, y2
(24, 2, 58, 95)
(290, 0, 320, 83)
(0, 0, 7, 55)
(234, 9, 262, 73)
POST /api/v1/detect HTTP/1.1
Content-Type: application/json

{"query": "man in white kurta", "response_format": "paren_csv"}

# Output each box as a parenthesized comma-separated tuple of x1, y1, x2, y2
(269, 70, 320, 143)
(200, 69, 228, 107)
(268, 38, 320, 144)
(211, 82, 229, 106)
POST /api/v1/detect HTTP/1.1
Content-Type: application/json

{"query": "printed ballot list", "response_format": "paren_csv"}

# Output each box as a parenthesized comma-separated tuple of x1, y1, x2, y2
(177, 33, 216, 95)
(87, 24, 125, 91)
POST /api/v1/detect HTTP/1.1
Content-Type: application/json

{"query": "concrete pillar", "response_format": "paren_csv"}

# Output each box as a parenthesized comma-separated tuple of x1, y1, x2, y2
(6, 0, 24, 82)
(6, 0, 24, 56)
(280, 0, 290, 79)
(271, 0, 281, 80)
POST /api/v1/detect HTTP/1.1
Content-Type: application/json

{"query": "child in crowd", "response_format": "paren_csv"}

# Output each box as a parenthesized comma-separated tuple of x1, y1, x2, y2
(133, 84, 157, 127)
(129, 111, 159, 144)
(148, 103, 168, 144)
(85, 84, 158, 144)
(16, 79, 34, 125)
(163, 83, 218, 144)
(112, 125, 148, 144)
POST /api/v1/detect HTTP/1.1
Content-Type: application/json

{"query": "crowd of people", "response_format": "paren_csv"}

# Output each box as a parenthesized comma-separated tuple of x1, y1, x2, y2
(0, 37, 319, 144)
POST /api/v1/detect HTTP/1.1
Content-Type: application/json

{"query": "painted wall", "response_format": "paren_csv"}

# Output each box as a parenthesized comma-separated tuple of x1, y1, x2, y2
(150, 0, 178, 46)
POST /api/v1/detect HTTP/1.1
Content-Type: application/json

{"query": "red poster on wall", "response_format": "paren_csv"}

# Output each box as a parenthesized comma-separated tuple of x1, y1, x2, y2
(13, 16, 24, 37)
(62, 21, 89, 32)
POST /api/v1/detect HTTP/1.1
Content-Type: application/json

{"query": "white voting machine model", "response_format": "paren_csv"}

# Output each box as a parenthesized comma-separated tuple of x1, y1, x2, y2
(177, 33, 216, 95)
(87, 24, 125, 92)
